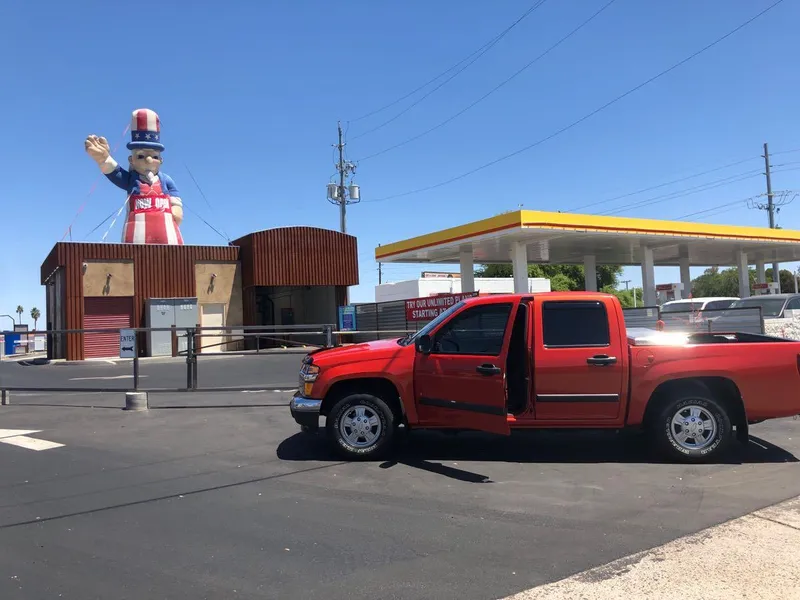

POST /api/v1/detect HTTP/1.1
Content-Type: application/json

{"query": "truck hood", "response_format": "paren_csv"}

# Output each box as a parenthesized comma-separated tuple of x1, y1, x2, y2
(310, 338, 407, 366)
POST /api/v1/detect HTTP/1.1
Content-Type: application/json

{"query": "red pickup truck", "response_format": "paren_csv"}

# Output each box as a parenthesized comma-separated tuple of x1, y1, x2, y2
(290, 292, 800, 462)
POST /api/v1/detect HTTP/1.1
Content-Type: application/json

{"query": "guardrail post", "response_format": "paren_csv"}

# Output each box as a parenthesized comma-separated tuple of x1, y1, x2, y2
(1, 389, 9, 406)
(171, 325, 178, 357)
(324, 325, 333, 348)
(194, 323, 202, 355)
(186, 329, 195, 390)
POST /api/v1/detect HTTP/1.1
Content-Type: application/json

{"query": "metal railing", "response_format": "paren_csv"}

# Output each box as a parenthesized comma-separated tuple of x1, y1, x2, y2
(0, 324, 336, 401)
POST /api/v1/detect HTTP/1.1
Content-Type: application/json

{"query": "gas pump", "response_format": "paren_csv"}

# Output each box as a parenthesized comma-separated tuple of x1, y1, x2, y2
(752, 282, 780, 295)
(656, 282, 684, 304)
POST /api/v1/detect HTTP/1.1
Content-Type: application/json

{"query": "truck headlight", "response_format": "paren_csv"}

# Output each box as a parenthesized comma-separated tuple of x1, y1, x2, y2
(299, 363, 320, 396)
(300, 364, 320, 382)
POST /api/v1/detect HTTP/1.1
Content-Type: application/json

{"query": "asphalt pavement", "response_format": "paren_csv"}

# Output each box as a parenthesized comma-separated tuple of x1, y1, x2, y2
(0, 386, 799, 599)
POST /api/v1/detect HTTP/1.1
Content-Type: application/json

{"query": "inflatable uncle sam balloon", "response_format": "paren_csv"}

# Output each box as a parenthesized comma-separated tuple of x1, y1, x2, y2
(85, 108, 184, 244)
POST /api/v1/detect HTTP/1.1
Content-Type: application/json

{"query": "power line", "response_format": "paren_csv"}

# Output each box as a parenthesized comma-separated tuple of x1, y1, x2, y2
(356, 0, 617, 162)
(349, 0, 549, 140)
(670, 196, 754, 220)
(771, 147, 800, 156)
(362, 0, 786, 205)
(599, 169, 763, 216)
(564, 155, 760, 213)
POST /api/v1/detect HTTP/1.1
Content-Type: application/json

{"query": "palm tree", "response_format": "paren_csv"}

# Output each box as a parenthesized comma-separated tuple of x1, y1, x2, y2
(30, 307, 41, 330)
(16, 305, 23, 325)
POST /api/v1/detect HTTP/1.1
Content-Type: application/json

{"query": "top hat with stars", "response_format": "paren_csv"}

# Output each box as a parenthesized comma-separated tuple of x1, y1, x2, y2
(127, 108, 165, 151)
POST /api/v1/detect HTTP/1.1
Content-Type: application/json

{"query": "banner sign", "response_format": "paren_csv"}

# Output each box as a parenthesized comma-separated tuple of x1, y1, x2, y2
(405, 292, 478, 322)
(338, 306, 357, 331)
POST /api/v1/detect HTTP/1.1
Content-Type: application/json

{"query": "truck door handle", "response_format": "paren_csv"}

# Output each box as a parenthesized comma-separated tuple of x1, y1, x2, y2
(476, 364, 501, 376)
(586, 355, 617, 366)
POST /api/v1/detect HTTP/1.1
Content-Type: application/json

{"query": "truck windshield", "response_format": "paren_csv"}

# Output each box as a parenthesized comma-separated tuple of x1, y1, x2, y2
(397, 301, 465, 346)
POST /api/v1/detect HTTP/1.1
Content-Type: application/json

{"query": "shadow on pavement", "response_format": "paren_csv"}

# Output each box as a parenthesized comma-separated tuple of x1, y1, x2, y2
(277, 428, 798, 481)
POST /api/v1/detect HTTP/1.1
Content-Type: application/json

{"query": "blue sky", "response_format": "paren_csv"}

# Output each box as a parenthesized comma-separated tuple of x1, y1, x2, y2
(2, 0, 799, 325)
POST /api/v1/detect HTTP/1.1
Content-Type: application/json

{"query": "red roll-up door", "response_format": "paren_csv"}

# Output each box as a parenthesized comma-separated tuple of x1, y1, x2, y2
(83, 297, 134, 359)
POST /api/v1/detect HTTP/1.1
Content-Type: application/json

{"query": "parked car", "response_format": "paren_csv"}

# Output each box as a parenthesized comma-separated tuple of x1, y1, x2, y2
(290, 292, 800, 463)
(661, 297, 738, 315)
(710, 293, 800, 332)
(659, 297, 737, 328)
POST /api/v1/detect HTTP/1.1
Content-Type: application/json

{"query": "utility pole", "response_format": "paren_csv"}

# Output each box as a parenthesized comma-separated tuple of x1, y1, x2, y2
(763, 142, 781, 290)
(328, 121, 359, 234)
(326, 122, 360, 307)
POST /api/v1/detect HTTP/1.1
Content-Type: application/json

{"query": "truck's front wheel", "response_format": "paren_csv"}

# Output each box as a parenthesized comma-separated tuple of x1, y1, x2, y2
(327, 394, 395, 460)
(654, 393, 732, 463)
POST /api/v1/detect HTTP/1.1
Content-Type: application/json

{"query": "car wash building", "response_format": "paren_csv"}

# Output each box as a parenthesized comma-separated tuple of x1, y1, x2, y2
(41, 227, 358, 360)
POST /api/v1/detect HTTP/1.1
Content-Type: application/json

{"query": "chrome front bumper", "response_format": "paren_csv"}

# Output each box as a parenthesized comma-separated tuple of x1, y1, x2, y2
(290, 393, 322, 427)
(290, 395, 322, 413)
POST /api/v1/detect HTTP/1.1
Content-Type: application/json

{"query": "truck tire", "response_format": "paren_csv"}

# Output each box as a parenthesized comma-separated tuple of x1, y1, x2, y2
(653, 392, 732, 463)
(327, 393, 396, 460)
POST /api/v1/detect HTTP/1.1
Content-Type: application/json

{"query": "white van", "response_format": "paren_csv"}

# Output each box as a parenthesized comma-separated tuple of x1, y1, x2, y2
(660, 297, 739, 314)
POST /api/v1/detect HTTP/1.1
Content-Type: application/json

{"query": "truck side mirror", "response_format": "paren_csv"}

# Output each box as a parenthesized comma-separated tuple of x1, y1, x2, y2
(416, 334, 432, 354)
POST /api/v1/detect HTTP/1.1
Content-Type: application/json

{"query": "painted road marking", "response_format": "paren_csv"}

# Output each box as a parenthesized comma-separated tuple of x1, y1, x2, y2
(69, 375, 149, 381)
(502, 496, 800, 600)
(0, 429, 64, 451)
(241, 389, 296, 394)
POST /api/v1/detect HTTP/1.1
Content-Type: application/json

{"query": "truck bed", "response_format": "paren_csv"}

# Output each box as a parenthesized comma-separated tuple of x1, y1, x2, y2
(626, 327, 794, 346)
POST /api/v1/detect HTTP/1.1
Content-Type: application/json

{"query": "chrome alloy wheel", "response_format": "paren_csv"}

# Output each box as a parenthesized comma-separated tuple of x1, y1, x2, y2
(670, 405, 718, 451)
(339, 404, 382, 448)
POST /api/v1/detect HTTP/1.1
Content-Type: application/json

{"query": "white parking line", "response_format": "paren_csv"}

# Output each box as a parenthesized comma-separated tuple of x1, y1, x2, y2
(69, 375, 149, 381)
(0, 429, 64, 451)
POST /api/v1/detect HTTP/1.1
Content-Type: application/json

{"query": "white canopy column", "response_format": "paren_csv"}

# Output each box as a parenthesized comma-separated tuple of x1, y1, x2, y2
(737, 251, 751, 298)
(584, 255, 597, 292)
(756, 260, 767, 284)
(641, 246, 656, 306)
(459, 248, 475, 293)
(679, 247, 691, 297)
(510, 241, 528, 293)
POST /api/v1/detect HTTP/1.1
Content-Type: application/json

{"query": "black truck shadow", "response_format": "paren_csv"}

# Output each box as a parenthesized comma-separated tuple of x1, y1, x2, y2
(277, 428, 798, 479)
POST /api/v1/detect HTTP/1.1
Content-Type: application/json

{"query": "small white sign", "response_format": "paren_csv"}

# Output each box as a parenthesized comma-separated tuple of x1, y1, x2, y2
(119, 329, 137, 358)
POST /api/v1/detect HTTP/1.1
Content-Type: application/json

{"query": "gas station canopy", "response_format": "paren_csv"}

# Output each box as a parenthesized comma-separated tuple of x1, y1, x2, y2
(375, 210, 800, 266)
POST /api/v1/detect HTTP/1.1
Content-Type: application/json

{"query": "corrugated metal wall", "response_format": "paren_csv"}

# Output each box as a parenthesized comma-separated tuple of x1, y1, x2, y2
(233, 227, 359, 287)
(42, 242, 238, 360)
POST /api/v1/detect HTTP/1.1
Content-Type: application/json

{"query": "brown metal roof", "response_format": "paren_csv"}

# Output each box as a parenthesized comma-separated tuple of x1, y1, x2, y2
(232, 227, 359, 287)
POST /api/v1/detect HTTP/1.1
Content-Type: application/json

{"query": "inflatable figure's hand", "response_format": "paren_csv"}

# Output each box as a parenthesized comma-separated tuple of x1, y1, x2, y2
(85, 135, 111, 163)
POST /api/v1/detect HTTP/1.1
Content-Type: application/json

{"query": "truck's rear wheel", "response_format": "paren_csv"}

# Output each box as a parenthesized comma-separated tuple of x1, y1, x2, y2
(653, 393, 732, 463)
(327, 394, 395, 460)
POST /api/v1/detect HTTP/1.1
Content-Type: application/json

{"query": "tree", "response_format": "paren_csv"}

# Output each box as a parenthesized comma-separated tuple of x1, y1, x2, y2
(30, 307, 41, 330)
(604, 286, 643, 308)
(475, 263, 623, 291)
(691, 266, 796, 297)
(766, 268, 796, 294)
(15, 305, 23, 325)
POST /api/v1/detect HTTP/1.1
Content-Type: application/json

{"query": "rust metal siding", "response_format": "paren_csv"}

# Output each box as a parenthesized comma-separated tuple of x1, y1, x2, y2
(42, 242, 238, 360)
(83, 297, 134, 359)
(232, 227, 359, 287)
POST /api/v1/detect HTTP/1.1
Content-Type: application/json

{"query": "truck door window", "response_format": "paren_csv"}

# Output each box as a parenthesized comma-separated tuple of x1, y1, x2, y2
(434, 304, 512, 356)
(542, 301, 610, 348)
